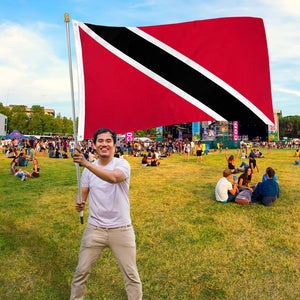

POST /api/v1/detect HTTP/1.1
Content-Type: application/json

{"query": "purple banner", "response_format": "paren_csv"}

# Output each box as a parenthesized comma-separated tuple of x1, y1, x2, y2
(233, 121, 238, 141)
(125, 132, 134, 142)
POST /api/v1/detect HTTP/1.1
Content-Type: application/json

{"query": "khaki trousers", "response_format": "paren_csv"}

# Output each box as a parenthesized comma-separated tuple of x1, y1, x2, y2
(70, 223, 142, 300)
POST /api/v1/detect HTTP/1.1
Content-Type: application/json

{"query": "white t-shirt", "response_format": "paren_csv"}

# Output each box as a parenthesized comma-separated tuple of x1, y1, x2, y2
(215, 177, 233, 202)
(81, 157, 131, 228)
(69, 141, 75, 150)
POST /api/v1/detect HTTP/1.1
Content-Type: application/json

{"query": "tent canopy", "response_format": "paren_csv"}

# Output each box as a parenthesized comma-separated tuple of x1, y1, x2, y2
(7, 130, 27, 140)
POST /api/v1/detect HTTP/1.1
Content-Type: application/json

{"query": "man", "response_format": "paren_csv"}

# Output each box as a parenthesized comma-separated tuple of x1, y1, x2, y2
(17, 152, 28, 166)
(215, 169, 239, 203)
(262, 167, 278, 182)
(71, 128, 142, 300)
(252, 167, 279, 206)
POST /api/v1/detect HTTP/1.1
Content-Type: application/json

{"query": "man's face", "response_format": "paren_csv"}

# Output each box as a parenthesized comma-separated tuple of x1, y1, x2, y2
(95, 132, 115, 158)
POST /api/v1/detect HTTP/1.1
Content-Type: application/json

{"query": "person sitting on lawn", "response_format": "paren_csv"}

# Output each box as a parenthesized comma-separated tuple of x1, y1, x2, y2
(249, 151, 259, 174)
(251, 167, 279, 206)
(215, 169, 239, 203)
(150, 153, 160, 166)
(10, 157, 26, 181)
(49, 148, 55, 158)
(24, 158, 40, 178)
(17, 152, 28, 166)
(225, 148, 248, 173)
(55, 148, 61, 158)
(238, 167, 254, 192)
(141, 154, 148, 166)
(262, 167, 278, 181)
(240, 149, 247, 159)
(6, 146, 16, 158)
(255, 149, 264, 158)
(62, 150, 68, 159)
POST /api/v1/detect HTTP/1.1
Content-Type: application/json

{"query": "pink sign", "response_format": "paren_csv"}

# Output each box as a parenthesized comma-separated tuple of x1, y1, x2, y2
(125, 132, 134, 142)
(233, 121, 239, 141)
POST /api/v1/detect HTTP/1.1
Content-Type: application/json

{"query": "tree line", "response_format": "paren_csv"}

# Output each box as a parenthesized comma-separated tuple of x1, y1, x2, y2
(0, 102, 158, 138)
(1, 102, 299, 139)
(0, 103, 74, 136)
(279, 115, 300, 138)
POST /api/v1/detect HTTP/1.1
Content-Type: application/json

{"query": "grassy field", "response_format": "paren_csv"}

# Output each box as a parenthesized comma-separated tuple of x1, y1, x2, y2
(0, 148, 299, 299)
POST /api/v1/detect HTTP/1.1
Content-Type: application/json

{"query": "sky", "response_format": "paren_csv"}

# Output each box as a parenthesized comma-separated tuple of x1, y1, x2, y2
(0, 0, 299, 119)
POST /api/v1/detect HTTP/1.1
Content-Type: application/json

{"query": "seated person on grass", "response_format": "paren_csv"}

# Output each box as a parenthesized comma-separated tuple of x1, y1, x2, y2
(225, 148, 248, 173)
(17, 152, 28, 166)
(262, 167, 278, 181)
(24, 158, 40, 178)
(255, 149, 264, 158)
(252, 167, 279, 206)
(55, 148, 61, 158)
(238, 167, 254, 192)
(150, 153, 160, 166)
(10, 157, 26, 181)
(49, 149, 55, 158)
(215, 169, 239, 203)
(6, 147, 15, 158)
(62, 150, 68, 159)
(141, 154, 148, 166)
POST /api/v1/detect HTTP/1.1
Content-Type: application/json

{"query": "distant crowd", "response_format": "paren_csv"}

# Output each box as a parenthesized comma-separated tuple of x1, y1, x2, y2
(2, 135, 299, 183)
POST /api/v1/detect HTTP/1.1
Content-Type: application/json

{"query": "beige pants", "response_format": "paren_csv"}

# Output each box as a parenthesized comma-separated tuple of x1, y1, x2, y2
(70, 223, 142, 300)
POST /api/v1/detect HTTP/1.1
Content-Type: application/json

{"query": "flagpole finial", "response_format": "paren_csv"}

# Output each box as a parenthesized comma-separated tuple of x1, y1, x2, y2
(64, 13, 70, 23)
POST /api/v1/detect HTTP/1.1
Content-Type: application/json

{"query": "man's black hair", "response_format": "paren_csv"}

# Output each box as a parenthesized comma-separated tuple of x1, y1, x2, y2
(93, 128, 117, 144)
(266, 167, 275, 179)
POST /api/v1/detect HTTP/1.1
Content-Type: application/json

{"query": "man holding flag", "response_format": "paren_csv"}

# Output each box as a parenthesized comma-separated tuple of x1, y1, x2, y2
(70, 128, 142, 300)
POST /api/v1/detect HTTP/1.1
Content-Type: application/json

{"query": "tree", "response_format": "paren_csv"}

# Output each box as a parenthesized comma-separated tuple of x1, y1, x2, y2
(51, 115, 62, 135)
(9, 106, 29, 133)
(62, 116, 73, 135)
(279, 115, 300, 138)
(27, 105, 44, 135)
(0, 102, 12, 131)
(42, 114, 55, 135)
(0, 103, 77, 136)
(0, 102, 11, 117)
(135, 128, 156, 137)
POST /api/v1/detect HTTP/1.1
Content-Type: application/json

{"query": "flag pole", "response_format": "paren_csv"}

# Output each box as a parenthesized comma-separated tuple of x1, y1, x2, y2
(64, 13, 83, 224)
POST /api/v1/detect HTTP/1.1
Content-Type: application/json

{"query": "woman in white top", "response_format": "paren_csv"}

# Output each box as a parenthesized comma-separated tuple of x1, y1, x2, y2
(184, 142, 191, 162)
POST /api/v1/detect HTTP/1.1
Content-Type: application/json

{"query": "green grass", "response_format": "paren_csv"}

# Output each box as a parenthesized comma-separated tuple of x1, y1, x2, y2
(0, 148, 299, 299)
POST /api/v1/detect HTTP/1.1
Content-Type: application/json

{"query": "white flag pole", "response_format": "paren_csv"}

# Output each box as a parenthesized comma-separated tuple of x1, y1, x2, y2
(64, 13, 83, 224)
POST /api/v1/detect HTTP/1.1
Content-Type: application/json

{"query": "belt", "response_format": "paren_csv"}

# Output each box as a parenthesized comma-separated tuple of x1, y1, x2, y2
(92, 224, 132, 230)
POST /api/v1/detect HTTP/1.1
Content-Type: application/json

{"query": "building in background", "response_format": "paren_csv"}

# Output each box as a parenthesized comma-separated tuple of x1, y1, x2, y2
(5, 105, 55, 117)
(268, 110, 282, 141)
(0, 113, 8, 136)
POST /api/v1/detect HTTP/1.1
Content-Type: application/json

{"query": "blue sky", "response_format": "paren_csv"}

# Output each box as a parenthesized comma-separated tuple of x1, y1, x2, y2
(0, 0, 299, 118)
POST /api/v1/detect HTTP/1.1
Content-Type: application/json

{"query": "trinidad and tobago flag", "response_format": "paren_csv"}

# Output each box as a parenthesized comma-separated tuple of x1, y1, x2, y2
(72, 17, 274, 139)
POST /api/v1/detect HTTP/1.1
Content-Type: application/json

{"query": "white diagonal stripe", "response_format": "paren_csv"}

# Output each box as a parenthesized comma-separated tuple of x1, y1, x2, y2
(73, 20, 226, 122)
(128, 26, 273, 125)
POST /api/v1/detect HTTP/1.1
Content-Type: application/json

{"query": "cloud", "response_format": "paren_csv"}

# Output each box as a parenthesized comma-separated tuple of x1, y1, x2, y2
(0, 22, 70, 107)
(273, 87, 300, 97)
(261, 0, 300, 17)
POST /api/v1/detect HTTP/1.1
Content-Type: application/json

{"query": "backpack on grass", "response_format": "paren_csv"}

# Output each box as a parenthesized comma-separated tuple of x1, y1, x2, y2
(235, 189, 252, 205)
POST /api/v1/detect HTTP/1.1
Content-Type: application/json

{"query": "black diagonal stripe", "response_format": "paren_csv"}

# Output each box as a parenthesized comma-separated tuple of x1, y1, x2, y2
(85, 23, 263, 123)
